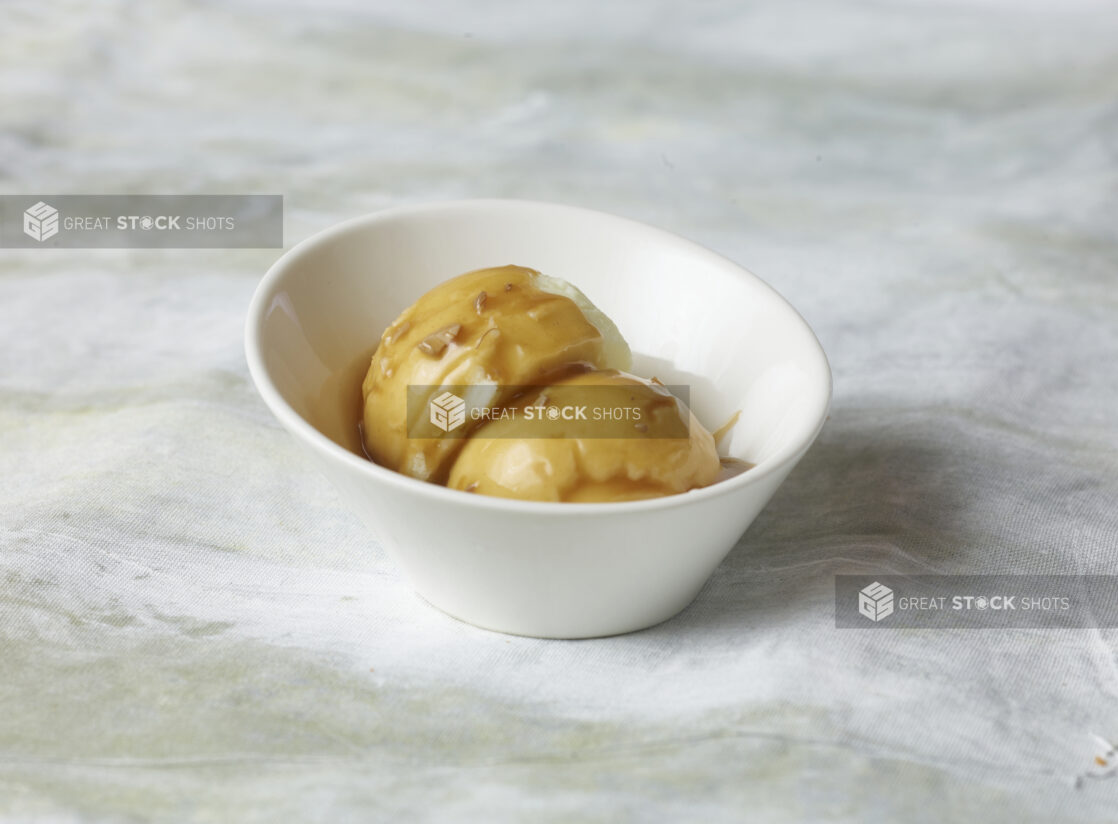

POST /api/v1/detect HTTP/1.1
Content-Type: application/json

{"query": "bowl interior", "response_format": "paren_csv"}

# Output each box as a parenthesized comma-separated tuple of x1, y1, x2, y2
(250, 200, 831, 473)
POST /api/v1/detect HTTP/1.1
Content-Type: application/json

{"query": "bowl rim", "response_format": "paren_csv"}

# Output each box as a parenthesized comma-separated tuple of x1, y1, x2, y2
(244, 198, 832, 516)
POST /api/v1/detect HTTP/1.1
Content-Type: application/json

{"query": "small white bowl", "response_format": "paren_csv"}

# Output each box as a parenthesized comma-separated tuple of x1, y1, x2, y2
(245, 200, 831, 638)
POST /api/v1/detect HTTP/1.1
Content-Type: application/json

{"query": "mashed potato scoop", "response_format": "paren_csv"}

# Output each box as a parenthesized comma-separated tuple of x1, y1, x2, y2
(362, 265, 631, 483)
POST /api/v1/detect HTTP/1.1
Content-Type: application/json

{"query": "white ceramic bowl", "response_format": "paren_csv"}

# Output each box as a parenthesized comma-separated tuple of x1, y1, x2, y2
(245, 199, 831, 638)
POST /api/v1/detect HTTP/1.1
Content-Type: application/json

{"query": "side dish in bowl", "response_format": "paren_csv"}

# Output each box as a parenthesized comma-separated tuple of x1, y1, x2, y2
(245, 199, 831, 638)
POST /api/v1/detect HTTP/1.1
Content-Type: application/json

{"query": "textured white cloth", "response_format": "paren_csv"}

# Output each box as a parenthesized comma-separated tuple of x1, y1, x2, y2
(2, 1, 1117, 820)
